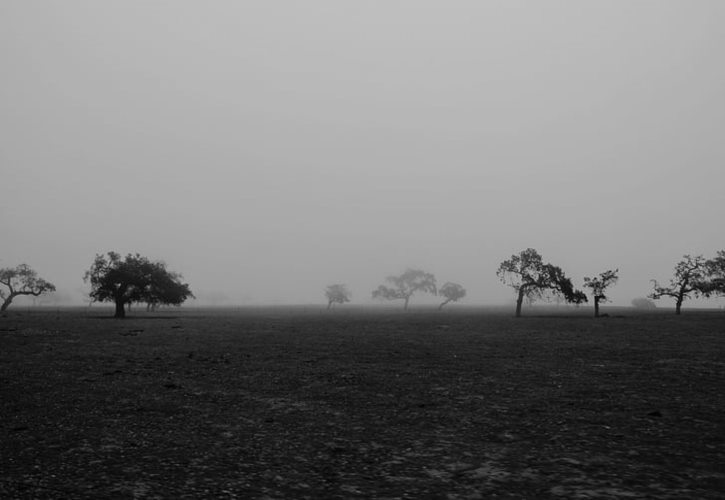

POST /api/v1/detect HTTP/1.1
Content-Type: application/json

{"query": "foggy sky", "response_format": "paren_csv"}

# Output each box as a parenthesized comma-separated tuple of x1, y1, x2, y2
(2, 1, 724, 308)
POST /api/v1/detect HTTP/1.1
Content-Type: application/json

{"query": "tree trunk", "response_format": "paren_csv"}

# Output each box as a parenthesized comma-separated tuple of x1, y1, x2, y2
(115, 300, 126, 318)
(515, 289, 524, 317)
(675, 297, 682, 315)
(594, 297, 600, 318)
(404, 297, 410, 311)
(327, 300, 333, 310)
(1, 295, 14, 311)
(439, 299, 451, 310)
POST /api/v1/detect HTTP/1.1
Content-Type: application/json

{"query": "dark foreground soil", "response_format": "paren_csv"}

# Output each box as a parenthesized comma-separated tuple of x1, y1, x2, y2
(1, 307, 723, 499)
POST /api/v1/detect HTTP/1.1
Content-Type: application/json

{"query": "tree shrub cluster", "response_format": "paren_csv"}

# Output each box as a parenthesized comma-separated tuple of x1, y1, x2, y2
(3, 248, 724, 318)
(494, 248, 725, 317)
(371, 269, 467, 311)
(327, 270, 467, 312)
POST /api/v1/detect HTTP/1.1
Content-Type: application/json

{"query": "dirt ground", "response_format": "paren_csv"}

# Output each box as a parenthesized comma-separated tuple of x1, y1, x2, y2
(1, 306, 723, 499)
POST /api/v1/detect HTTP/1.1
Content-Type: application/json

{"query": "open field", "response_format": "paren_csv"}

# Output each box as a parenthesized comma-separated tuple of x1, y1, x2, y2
(1, 307, 723, 499)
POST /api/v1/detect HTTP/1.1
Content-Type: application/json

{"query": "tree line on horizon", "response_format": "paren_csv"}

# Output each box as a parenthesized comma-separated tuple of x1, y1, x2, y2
(330, 248, 725, 317)
(1, 249, 724, 318)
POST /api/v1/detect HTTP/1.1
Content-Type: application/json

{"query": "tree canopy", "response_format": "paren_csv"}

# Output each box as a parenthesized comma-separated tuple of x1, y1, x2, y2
(372, 269, 437, 310)
(0, 264, 56, 312)
(649, 255, 708, 315)
(84, 252, 193, 318)
(438, 282, 466, 310)
(325, 284, 351, 309)
(496, 248, 587, 317)
(703, 250, 725, 298)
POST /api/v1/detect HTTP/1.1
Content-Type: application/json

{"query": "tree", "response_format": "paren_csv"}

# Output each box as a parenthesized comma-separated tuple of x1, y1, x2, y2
(703, 250, 725, 298)
(496, 248, 587, 317)
(145, 267, 194, 312)
(0, 264, 56, 312)
(84, 252, 193, 318)
(325, 284, 351, 309)
(372, 269, 437, 310)
(649, 255, 708, 315)
(583, 269, 619, 317)
(438, 282, 466, 310)
(631, 297, 656, 310)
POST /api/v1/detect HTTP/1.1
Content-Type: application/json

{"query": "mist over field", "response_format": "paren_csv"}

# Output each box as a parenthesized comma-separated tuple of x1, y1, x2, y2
(2, 1, 724, 308)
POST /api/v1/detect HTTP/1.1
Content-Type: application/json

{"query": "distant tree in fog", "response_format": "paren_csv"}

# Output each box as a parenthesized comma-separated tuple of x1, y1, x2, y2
(372, 269, 437, 310)
(325, 284, 351, 309)
(205, 291, 230, 307)
(583, 269, 619, 317)
(84, 252, 193, 318)
(37, 289, 74, 307)
(0, 264, 56, 312)
(496, 248, 587, 317)
(649, 255, 708, 315)
(631, 297, 657, 309)
(438, 282, 466, 310)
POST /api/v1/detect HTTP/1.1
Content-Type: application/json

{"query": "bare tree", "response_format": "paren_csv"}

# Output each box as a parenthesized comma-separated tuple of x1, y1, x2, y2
(325, 284, 351, 309)
(496, 248, 587, 317)
(438, 282, 466, 310)
(649, 255, 708, 315)
(583, 269, 619, 317)
(372, 269, 437, 310)
(0, 264, 56, 311)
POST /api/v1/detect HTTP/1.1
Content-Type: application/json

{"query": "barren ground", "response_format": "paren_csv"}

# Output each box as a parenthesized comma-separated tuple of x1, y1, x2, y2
(1, 307, 723, 499)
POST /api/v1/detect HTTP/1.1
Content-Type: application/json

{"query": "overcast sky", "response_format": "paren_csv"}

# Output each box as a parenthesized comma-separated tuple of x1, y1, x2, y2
(2, 1, 724, 308)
